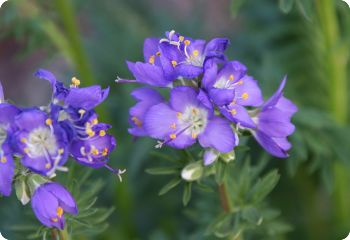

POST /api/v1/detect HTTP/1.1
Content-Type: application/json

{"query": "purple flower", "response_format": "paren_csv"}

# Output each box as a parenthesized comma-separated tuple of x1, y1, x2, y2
(31, 182, 78, 229)
(0, 102, 20, 196)
(250, 77, 297, 158)
(159, 30, 229, 80)
(144, 86, 236, 153)
(202, 61, 263, 128)
(69, 114, 117, 168)
(126, 38, 173, 87)
(128, 87, 164, 136)
(35, 69, 109, 110)
(14, 109, 69, 176)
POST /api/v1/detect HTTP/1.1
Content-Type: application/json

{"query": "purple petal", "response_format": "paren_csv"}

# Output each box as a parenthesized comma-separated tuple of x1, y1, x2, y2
(202, 63, 218, 89)
(198, 117, 236, 153)
(203, 149, 219, 166)
(32, 186, 61, 228)
(65, 86, 109, 110)
(127, 61, 171, 87)
(253, 131, 288, 158)
(34, 69, 57, 86)
(143, 38, 161, 61)
(204, 38, 230, 57)
(220, 105, 256, 129)
(262, 76, 287, 110)
(0, 104, 20, 125)
(144, 103, 177, 139)
(234, 75, 263, 107)
(0, 154, 15, 196)
(169, 87, 199, 112)
(15, 109, 46, 131)
(45, 183, 78, 215)
(258, 108, 295, 137)
(209, 88, 235, 106)
(167, 132, 196, 149)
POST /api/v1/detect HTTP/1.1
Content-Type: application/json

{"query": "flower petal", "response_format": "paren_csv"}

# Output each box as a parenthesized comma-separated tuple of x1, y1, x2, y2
(198, 117, 236, 153)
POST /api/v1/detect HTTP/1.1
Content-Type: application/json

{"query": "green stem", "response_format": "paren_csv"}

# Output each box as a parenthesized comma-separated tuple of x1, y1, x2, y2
(218, 183, 231, 213)
(316, 0, 349, 229)
(54, 0, 95, 85)
(59, 228, 70, 240)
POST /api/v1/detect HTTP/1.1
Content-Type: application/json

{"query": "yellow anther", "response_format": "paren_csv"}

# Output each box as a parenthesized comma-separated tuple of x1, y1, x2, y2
(237, 80, 244, 85)
(24, 148, 30, 154)
(57, 207, 64, 218)
(170, 134, 177, 139)
(71, 77, 81, 87)
(184, 40, 191, 46)
(45, 163, 51, 169)
(170, 123, 176, 129)
(99, 130, 106, 137)
(156, 51, 161, 56)
(191, 133, 197, 139)
(102, 148, 108, 156)
(52, 218, 58, 223)
(91, 148, 99, 155)
(86, 128, 95, 137)
(179, 36, 185, 42)
(1, 156, 7, 164)
(58, 148, 64, 155)
(149, 55, 155, 64)
(192, 108, 198, 115)
(229, 75, 235, 81)
(131, 116, 142, 127)
(171, 60, 177, 67)
(78, 109, 86, 116)
(21, 138, 27, 143)
(242, 93, 249, 100)
(176, 112, 182, 118)
(192, 50, 199, 57)
(91, 119, 98, 125)
(230, 109, 237, 115)
(231, 99, 236, 105)
(45, 118, 53, 126)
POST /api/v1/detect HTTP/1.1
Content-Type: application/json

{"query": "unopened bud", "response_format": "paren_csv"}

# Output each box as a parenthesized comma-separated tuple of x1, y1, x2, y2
(181, 161, 203, 181)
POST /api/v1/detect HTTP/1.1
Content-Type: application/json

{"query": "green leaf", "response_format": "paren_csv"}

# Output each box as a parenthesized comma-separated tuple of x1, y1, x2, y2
(15, 177, 31, 205)
(251, 170, 280, 203)
(296, 0, 313, 21)
(242, 206, 263, 225)
(182, 182, 192, 206)
(279, 0, 294, 13)
(158, 178, 182, 196)
(145, 167, 179, 175)
(205, 213, 232, 236)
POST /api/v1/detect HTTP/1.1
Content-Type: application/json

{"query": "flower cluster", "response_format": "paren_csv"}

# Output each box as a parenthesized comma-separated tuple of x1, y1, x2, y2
(120, 30, 297, 163)
(0, 70, 121, 230)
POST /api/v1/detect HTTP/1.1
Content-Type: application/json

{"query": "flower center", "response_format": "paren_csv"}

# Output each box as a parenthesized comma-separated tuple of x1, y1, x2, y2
(178, 106, 208, 138)
(26, 127, 58, 157)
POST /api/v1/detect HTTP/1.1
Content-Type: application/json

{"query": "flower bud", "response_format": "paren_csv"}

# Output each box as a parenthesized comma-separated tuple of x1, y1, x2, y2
(181, 161, 203, 182)
(220, 150, 235, 163)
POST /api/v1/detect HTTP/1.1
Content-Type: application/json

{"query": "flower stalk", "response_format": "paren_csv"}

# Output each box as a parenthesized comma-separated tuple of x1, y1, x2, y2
(316, 0, 350, 228)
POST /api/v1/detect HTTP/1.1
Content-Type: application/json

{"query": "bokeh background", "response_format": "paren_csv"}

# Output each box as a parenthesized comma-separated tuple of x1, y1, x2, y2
(0, 0, 350, 239)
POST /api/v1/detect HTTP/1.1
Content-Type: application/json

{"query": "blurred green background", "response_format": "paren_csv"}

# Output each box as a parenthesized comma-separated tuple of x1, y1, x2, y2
(0, 0, 350, 239)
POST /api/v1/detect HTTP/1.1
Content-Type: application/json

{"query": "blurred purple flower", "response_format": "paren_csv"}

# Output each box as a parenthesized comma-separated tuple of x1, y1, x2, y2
(31, 182, 78, 229)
